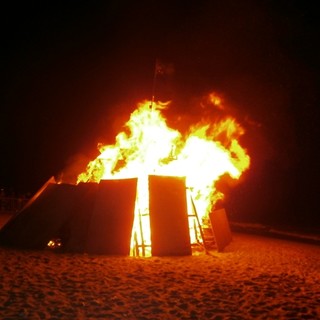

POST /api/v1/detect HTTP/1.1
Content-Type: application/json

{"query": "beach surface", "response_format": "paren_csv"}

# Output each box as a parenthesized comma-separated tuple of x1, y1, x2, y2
(1, 230, 319, 319)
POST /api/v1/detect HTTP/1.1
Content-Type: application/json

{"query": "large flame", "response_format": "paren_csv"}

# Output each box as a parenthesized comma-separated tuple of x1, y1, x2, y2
(77, 98, 250, 255)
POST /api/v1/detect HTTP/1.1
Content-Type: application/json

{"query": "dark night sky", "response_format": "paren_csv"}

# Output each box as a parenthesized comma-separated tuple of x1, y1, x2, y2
(1, 1, 319, 228)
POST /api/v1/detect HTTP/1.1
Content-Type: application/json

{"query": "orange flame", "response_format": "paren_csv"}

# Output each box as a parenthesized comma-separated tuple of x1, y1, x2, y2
(77, 98, 250, 255)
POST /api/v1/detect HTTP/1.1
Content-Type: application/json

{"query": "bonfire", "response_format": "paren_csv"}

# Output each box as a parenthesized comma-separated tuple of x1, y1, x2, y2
(76, 96, 250, 256)
(0, 92, 250, 257)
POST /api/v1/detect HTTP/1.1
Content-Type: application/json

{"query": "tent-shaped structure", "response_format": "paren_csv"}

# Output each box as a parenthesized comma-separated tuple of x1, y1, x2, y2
(0, 178, 137, 255)
(0, 175, 230, 255)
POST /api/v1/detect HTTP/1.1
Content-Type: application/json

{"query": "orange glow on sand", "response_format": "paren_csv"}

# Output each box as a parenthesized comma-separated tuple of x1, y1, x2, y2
(77, 97, 250, 256)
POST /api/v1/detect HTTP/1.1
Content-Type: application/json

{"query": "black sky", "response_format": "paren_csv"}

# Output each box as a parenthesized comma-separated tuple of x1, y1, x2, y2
(1, 1, 319, 228)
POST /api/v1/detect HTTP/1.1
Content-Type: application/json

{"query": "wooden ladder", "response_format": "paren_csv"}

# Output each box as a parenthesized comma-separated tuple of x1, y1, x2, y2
(188, 195, 214, 253)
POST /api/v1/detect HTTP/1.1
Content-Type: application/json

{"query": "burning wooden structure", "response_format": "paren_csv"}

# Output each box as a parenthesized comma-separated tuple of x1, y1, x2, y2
(0, 97, 250, 256)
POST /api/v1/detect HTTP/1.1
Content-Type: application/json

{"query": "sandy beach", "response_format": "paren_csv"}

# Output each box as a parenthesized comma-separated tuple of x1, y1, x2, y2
(1, 231, 319, 319)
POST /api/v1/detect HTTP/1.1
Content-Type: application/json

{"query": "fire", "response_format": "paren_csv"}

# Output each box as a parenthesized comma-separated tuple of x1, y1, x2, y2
(77, 98, 250, 255)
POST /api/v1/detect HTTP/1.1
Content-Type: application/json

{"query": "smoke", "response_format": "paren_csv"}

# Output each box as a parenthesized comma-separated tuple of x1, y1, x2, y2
(58, 153, 94, 185)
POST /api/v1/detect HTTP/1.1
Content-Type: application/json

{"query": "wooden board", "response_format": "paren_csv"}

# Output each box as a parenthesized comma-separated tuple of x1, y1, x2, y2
(86, 178, 137, 255)
(209, 208, 232, 252)
(149, 175, 191, 256)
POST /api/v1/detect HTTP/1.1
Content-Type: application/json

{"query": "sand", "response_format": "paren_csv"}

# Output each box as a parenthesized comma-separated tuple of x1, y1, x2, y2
(1, 232, 319, 320)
